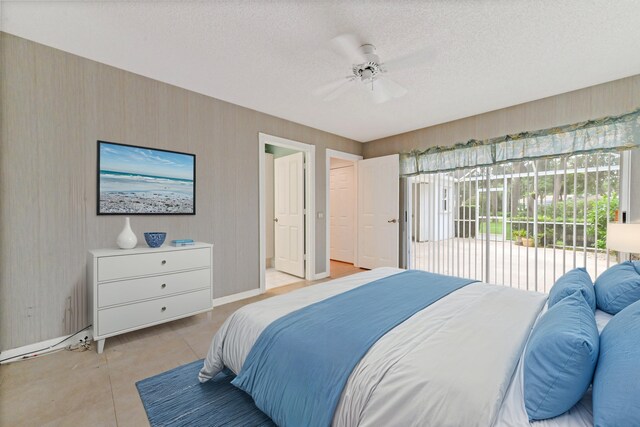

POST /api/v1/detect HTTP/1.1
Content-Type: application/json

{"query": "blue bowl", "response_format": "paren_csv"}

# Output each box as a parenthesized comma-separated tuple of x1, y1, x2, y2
(144, 232, 166, 248)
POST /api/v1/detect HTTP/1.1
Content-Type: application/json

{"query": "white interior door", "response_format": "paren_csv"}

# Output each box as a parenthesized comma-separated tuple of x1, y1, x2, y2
(357, 154, 400, 269)
(274, 152, 305, 278)
(330, 165, 355, 263)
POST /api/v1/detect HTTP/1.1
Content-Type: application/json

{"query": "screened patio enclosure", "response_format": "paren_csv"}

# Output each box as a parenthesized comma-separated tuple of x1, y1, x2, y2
(401, 109, 639, 294)
(407, 152, 624, 293)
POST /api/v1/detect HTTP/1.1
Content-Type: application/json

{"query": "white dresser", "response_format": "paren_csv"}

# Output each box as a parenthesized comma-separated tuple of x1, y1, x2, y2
(87, 243, 213, 353)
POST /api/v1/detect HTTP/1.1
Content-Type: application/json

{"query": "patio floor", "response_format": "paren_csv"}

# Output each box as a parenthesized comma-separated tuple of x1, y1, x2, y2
(411, 238, 617, 294)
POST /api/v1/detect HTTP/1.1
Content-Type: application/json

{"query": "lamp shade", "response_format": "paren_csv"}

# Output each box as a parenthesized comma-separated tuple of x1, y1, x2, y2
(607, 223, 640, 253)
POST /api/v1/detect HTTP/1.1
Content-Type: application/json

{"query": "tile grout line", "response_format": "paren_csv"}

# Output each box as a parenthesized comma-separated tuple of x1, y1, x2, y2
(105, 355, 120, 427)
(181, 333, 202, 362)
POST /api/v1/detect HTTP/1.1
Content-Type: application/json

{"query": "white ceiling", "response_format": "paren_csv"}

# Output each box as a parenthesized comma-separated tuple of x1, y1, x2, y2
(2, 1, 639, 142)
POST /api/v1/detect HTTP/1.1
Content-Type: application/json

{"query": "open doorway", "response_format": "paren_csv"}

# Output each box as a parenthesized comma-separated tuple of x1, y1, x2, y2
(264, 145, 304, 289)
(259, 134, 315, 292)
(326, 149, 364, 278)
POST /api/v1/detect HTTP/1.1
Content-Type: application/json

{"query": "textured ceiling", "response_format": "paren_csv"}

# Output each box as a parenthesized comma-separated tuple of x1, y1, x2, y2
(2, 1, 640, 142)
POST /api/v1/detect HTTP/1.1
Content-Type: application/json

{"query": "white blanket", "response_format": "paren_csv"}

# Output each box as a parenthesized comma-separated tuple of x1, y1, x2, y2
(201, 268, 548, 426)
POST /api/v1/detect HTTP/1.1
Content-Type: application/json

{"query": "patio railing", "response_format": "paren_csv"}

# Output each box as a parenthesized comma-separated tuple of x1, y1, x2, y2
(408, 152, 625, 292)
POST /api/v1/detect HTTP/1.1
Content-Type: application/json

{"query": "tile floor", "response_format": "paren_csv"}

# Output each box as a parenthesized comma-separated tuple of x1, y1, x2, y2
(266, 260, 364, 289)
(265, 268, 302, 289)
(0, 261, 365, 427)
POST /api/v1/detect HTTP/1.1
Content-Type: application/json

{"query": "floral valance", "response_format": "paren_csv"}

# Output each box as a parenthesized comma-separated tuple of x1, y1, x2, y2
(400, 108, 640, 176)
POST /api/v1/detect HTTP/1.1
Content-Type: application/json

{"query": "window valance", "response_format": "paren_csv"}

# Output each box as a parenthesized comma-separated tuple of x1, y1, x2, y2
(400, 109, 640, 176)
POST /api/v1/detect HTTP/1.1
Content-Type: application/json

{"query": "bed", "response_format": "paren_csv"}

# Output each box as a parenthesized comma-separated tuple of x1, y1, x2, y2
(200, 267, 612, 426)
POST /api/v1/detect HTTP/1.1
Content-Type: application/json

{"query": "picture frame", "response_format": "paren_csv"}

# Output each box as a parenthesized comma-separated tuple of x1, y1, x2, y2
(97, 140, 196, 215)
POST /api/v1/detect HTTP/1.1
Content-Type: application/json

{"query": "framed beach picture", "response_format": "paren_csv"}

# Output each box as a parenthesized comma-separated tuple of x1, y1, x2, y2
(97, 141, 196, 215)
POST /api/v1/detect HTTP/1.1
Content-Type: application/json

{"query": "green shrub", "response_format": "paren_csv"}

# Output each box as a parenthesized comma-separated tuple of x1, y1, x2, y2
(586, 193, 619, 249)
(512, 229, 527, 239)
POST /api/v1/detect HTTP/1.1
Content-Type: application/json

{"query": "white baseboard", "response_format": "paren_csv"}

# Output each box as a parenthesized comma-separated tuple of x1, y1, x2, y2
(314, 271, 329, 280)
(213, 288, 263, 307)
(1, 328, 93, 364)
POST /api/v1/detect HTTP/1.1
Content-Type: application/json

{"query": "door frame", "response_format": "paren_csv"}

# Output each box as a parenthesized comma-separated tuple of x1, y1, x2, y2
(259, 133, 315, 293)
(326, 149, 363, 276)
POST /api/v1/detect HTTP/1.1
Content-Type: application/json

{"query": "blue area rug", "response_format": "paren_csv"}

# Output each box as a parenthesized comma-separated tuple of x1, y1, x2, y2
(136, 359, 275, 427)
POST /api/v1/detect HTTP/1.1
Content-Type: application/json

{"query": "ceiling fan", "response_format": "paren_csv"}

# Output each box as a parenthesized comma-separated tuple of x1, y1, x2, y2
(313, 33, 435, 104)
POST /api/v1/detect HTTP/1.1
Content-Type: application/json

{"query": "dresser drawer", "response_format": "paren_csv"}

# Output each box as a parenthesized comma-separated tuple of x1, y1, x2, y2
(98, 268, 211, 308)
(98, 289, 211, 337)
(97, 247, 211, 282)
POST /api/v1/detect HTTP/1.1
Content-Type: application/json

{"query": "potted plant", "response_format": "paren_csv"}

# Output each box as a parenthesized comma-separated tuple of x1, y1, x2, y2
(514, 228, 535, 247)
(512, 229, 526, 245)
(522, 232, 535, 247)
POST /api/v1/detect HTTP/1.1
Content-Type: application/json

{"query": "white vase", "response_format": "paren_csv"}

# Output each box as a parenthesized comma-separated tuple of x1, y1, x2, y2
(116, 217, 137, 249)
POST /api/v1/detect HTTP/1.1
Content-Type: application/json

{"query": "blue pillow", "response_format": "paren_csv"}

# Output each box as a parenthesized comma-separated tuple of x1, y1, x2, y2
(523, 291, 599, 421)
(592, 299, 640, 426)
(548, 267, 595, 313)
(594, 261, 640, 314)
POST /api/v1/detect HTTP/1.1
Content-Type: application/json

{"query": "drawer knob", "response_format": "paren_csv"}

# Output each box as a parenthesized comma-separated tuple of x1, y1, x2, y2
(161, 283, 167, 289)
(161, 306, 167, 312)
(161, 260, 167, 265)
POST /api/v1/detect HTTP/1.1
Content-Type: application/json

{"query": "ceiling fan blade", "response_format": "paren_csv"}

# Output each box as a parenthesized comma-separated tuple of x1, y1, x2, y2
(312, 78, 351, 98)
(330, 33, 367, 63)
(368, 79, 392, 104)
(323, 78, 356, 101)
(377, 76, 408, 99)
(382, 47, 436, 72)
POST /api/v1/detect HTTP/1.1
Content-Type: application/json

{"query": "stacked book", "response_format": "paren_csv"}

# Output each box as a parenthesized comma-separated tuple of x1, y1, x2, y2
(171, 239, 195, 247)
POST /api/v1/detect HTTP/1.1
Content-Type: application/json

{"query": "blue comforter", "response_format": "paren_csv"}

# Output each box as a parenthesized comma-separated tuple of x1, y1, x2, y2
(232, 270, 477, 427)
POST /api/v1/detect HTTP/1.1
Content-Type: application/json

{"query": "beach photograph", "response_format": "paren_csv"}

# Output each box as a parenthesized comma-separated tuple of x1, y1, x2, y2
(98, 142, 195, 214)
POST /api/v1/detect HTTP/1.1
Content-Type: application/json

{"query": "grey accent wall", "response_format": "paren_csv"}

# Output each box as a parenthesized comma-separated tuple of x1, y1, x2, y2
(0, 33, 362, 350)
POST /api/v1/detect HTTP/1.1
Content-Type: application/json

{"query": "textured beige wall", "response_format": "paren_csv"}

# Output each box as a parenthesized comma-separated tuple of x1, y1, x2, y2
(0, 33, 361, 350)
(364, 75, 640, 158)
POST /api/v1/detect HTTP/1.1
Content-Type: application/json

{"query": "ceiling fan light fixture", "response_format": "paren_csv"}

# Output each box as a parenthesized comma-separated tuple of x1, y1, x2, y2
(360, 68, 373, 82)
(352, 61, 381, 81)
